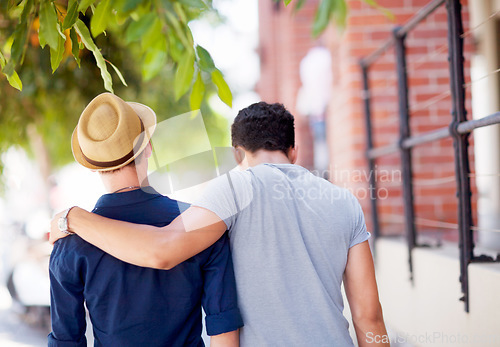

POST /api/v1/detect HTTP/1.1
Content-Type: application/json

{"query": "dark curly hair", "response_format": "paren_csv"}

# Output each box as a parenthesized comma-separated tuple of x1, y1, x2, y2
(231, 102, 295, 155)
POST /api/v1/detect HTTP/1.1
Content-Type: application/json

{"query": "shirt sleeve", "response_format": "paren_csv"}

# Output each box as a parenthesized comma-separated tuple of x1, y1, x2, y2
(349, 196, 371, 248)
(193, 170, 253, 231)
(201, 233, 244, 336)
(48, 242, 87, 347)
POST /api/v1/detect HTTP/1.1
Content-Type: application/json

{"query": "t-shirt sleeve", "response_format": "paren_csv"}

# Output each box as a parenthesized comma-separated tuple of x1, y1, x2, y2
(202, 233, 244, 335)
(349, 196, 371, 248)
(193, 170, 253, 230)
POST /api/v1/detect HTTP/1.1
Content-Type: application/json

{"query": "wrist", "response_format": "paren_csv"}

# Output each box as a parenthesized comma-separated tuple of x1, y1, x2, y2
(59, 206, 76, 235)
(66, 206, 82, 234)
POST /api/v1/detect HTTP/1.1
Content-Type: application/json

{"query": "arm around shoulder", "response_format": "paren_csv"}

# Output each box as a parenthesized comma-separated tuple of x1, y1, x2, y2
(50, 206, 227, 270)
(148, 205, 228, 269)
(343, 241, 389, 347)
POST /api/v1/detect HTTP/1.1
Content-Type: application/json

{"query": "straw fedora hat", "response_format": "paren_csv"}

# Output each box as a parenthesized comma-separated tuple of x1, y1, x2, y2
(72, 93, 156, 171)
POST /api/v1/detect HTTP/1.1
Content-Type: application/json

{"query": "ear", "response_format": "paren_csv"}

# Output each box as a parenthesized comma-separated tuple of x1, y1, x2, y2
(144, 141, 153, 159)
(288, 146, 298, 164)
(233, 146, 245, 165)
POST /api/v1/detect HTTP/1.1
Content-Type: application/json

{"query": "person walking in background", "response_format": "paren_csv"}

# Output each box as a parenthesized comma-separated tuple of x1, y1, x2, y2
(48, 93, 242, 346)
(51, 101, 388, 346)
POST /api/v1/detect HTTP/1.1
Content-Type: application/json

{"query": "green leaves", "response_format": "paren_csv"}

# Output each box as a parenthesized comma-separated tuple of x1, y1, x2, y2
(0, 50, 22, 91)
(283, 0, 292, 6)
(1, 0, 232, 108)
(39, 0, 67, 74)
(125, 13, 156, 43)
(312, 0, 334, 37)
(177, 0, 206, 9)
(0, 0, 33, 88)
(142, 49, 166, 81)
(211, 69, 232, 108)
(332, 0, 347, 28)
(293, 0, 306, 12)
(131, 14, 167, 82)
(21, 0, 34, 24)
(50, 34, 65, 72)
(8, 20, 29, 67)
(0, 51, 6, 69)
(174, 49, 195, 100)
(69, 28, 81, 66)
(165, 10, 191, 49)
(91, 0, 112, 37)
(78, 0, 96, 12)
(6, 72, 23, 91)
(74, 19, 114, 92)
(193, 45, 231, 107)
(196, 45, 215, 72)
(107, 60, 128, 86)
(309, 0, 391, 37)
(140, 17, 163, 50)
(5, 0, 34, 73)
(63, 0, 79, 30)
(190, 71, 204, 110)
(76, 18, 127, 91)
(116, 0, 142, 13)
(39, 0, 60, 50)
(310, 0, 349, 36)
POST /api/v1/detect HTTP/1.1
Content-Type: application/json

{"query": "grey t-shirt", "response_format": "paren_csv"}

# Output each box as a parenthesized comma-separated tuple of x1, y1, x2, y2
(194, 163, 370, 346)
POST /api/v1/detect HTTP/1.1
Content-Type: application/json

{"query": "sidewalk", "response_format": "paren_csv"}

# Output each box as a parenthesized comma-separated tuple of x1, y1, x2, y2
(0, 286, 47, 346)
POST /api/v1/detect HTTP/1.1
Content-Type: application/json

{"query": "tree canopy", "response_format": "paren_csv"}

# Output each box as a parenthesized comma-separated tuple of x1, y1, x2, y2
(0, 0, 386, 186)
(0, 0, 233, 109)
(0, 0, 387, 97)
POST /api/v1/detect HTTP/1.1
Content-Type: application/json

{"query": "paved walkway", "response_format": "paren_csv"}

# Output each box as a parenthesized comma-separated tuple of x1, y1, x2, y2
(0, 286, 47, 347)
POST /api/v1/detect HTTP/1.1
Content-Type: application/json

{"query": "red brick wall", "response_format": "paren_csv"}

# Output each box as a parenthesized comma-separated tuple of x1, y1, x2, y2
(325, 0, 475, 238)
(257, 0, 476, 239)
(257, 0, 317, 169)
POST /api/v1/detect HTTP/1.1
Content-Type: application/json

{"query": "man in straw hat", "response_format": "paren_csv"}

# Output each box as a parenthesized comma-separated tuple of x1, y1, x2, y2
(48, 93, 242, 346)
(51, 101, 388, 346)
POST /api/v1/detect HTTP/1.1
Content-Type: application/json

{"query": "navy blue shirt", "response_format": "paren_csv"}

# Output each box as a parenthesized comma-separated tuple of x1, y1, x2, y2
(48, 188, 242, 347)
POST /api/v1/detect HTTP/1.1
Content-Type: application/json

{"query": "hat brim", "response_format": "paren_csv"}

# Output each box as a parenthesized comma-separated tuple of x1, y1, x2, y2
(72, 101, 157, 172)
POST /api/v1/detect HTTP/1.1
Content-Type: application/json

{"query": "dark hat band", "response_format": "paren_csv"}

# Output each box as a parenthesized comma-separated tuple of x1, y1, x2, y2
(80, 119, 145, 168)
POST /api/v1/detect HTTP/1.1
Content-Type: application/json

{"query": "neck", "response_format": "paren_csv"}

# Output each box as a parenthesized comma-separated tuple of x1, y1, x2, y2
(241, 149, 293, 168)
(100, 166, 149, 193)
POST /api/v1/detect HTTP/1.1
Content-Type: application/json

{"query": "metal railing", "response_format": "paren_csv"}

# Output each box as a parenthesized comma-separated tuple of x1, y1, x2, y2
(360, 0, 500, 312)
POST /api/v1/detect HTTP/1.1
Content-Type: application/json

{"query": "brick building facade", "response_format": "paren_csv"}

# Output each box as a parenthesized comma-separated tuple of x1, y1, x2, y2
(257, 0, 475, 239)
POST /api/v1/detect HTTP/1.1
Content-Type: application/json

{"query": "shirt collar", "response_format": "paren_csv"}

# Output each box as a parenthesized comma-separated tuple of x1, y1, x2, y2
(94, 186, 162, 209)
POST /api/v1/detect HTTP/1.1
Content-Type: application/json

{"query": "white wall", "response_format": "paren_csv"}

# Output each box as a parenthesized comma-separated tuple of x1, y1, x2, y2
(469, 0, 500, 251)
(375, 238, 500, 347)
